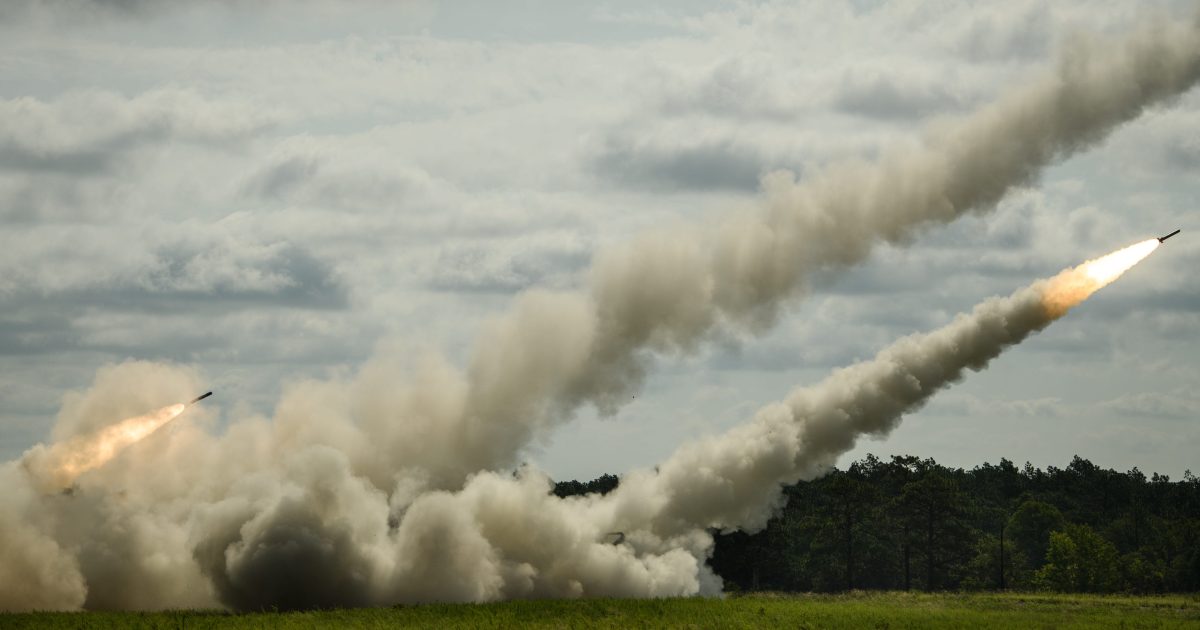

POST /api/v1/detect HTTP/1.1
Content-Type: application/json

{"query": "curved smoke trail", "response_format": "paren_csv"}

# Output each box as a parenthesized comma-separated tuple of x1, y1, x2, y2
(293, 13, 1200, 492)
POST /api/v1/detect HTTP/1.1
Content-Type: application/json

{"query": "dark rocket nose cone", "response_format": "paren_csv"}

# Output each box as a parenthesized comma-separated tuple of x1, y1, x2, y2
(188, 391, 213, 405)
(1158, 229, 1180, 243)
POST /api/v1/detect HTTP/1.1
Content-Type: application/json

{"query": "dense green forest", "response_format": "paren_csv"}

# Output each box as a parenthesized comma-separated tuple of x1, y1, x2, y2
(555, 456, 1200, 594)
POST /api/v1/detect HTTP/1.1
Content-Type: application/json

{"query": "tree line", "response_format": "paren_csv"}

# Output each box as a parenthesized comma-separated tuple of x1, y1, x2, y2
(554, 455, 1200, 593)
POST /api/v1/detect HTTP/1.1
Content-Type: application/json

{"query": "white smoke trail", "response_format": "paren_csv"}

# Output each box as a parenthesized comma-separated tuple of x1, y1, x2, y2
(1, 9, 1198, 613)
(596, 239, 1161, 541)
(292, 12, 1200, 493)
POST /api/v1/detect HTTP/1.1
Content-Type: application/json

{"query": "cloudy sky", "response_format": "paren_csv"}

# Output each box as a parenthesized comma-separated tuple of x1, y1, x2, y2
(2, 0, 1198, 482)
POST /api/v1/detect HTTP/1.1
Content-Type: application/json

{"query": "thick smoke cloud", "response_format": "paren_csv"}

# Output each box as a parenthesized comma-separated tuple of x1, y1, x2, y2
(0, 464, 87, 610)
(1, 13, 1197, 612)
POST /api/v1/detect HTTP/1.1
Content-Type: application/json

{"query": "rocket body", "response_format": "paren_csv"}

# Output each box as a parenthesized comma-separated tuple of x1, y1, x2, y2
(188, 392, 213, 406)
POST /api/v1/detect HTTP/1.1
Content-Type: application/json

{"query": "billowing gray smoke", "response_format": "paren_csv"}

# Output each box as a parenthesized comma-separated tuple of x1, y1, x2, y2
(0, 14, 1196, 613)
(282, 12, 1199, 493)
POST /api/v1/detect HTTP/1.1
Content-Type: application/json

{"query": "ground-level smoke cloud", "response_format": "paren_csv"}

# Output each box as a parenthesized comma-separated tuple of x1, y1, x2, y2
(0, 8, 1197, 613)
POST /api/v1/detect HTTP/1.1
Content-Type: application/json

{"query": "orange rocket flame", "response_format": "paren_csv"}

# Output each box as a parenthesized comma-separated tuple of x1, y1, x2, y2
(1042, 239, 1160, 317)
(26, 403, 187, 491)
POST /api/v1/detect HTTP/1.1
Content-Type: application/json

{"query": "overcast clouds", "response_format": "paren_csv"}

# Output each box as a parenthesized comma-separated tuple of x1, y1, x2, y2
(1, 0, 1198, 480)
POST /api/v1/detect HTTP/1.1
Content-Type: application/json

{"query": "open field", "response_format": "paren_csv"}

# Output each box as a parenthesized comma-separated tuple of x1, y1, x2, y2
(4, 592, 1200, 629)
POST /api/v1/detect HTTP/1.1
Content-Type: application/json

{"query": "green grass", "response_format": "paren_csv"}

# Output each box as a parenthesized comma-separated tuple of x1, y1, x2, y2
(5, 591, 1200, 629)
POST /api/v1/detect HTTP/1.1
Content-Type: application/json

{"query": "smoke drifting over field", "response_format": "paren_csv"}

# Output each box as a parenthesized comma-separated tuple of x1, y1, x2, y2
(0, 14, 1196, 613)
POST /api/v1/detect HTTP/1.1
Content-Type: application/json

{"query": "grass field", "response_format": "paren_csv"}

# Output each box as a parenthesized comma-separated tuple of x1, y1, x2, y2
(4, 591, 1199, 629)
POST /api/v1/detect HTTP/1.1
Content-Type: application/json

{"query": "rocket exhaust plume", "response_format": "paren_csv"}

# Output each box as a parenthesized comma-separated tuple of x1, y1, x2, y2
(1042, 239, 1161, 317)
(21, 400, 197, 493)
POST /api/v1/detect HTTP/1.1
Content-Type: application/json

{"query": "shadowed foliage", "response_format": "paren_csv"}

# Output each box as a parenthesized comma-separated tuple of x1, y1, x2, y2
(560, 454, 1200, 595)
